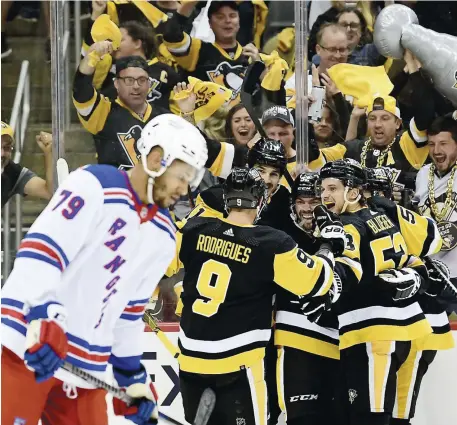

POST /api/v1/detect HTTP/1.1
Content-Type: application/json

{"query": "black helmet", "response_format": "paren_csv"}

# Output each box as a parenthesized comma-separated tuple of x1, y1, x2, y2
(319, 159, 366, 188)
(365, 167, 393, 198)
(223, 167, 268, 215)
(291, 172, 320, 202)
(247, 138, 287, 176)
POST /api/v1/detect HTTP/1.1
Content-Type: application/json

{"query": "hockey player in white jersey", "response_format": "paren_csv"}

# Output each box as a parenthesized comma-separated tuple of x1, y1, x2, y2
(1, 114, 207, 425)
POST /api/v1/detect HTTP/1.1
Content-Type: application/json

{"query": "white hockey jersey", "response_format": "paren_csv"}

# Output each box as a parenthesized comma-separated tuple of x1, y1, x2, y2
(415, 163, 457, 277)
(1, 165, 176, 388)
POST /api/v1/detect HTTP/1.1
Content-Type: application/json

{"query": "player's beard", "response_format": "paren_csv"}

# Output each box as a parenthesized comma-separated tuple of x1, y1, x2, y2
(297, 211, 314, 231)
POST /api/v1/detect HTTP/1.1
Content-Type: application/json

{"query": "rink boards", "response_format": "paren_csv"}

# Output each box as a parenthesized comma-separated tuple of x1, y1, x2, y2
(106, 322, 457, 425)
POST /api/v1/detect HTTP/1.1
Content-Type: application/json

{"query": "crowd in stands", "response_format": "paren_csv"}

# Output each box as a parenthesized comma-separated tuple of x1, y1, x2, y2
(2, 0, 457, 274)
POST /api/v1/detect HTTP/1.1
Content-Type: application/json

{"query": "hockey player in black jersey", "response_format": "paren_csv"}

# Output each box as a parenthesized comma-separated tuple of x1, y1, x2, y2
(166, 167, 346, 425)
(275, 172, 362, 425)
(319, 159, 432, 425)
(186, 138, 291, 232)
(364, 167, 454, 425)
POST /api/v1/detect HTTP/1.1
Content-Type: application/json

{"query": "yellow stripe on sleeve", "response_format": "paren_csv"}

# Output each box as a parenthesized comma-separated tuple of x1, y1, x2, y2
(274, 247, 333, 297)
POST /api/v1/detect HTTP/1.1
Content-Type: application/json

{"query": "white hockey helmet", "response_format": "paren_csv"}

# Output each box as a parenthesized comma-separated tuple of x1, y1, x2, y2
(136, 114, 208, 203)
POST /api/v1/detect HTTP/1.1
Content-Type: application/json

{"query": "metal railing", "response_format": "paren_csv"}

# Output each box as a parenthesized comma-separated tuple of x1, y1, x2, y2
(2, 60, 31, 280)
(1, 1, 83, 282)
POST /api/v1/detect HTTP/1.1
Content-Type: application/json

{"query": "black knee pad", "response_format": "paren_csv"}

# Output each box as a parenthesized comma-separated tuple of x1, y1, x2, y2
(351, 412, 390, 425)
(390, 419, 411, 425)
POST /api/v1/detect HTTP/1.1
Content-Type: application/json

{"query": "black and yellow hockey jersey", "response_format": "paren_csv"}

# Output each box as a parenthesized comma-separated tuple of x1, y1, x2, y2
(274, 215, 363, 360)
(73, 69, 169, 168)
(368, 196, 454, 351)
(337, 207, 432, 350)
(309, 119, 429, 173)
(166, 216, 334, 374)
(162, 13, 249, 108)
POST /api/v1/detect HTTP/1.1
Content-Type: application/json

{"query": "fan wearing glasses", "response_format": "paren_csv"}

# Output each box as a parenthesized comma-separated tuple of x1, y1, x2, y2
(74, 41, 171, 169)
(336, 7, 382, 67)
(315, 23, 349, 75)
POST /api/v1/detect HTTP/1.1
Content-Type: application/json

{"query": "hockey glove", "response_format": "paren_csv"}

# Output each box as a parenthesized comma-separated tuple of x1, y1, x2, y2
(313, 205, 346, 257)
(299, 273, 342, 323)
(113, 363, 159, 425)
(24, 302, 68, 383)
(378, 268, 423, 301)
(425, 258, 457, 303)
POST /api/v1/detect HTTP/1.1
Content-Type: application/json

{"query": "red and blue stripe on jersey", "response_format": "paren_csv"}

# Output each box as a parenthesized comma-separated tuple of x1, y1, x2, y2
(66, 332, 112, 371)
(16, 233, 69, 272)
(1, 298, 27, 336)
(120, 298, 150, 321)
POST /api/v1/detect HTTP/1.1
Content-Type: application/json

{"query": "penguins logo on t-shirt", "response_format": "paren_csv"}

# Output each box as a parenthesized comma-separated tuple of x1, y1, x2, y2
(117, 124, 143, 168)
(207, 61, 246, 104)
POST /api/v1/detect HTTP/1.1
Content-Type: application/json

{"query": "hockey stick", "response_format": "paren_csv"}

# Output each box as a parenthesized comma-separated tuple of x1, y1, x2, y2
(193, 388, 216, 425)
(60, 361, 184, 425)
(142, 313, 215, 425)
(56, 158, 70, 185)
(143, 310, 181, 358)
(240, 61, 268, 139)
(143, 312, 216, 424)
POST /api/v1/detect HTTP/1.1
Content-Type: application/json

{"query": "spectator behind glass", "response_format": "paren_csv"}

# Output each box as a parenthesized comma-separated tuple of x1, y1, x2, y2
(225, 104, 256, 146)
(336, 7, 382, 66)
(162, 1, 261, 107)
(313, 104, 343, 148)
(74, 47, 170, 168)
(112, 21, 179, 110)
(315, 23, 349, 75)
(308, 0, 377, 58)
(1, 122, 53, 207)
(115, 21, 157, 60)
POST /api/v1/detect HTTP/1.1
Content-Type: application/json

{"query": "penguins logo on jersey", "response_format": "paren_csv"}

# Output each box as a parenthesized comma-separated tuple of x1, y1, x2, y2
(453, 70, 457, 89)
(147, 78, 162, 102)
(207, 61, 246, 104)
(117, 124, 142, 168)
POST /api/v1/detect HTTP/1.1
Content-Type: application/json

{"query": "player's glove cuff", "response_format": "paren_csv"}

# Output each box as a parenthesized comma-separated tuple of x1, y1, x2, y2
(24, 302, 68, 382)
(113, 364, 159, 424)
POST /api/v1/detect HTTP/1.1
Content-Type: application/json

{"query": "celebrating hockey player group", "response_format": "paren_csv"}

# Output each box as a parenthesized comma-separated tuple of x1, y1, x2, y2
(2, 1, 457, 421)
(3, 105, 457, 425)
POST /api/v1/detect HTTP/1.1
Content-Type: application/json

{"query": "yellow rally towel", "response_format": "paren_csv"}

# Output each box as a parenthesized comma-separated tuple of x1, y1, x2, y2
(277, 27, 295, 53)
(328, 64, 394, 108)
(172, 76, 233, 124)
(286, 87, 296, 109)
(252, 0, 269, 49)
(91, 14, 122, 50)
(131, 0, 168, 28)
(260, 51, 289, 91)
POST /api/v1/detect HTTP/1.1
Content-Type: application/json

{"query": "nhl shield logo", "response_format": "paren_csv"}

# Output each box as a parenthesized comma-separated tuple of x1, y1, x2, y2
(207, 61, 246, 106)
(349, 389, 358, 404)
